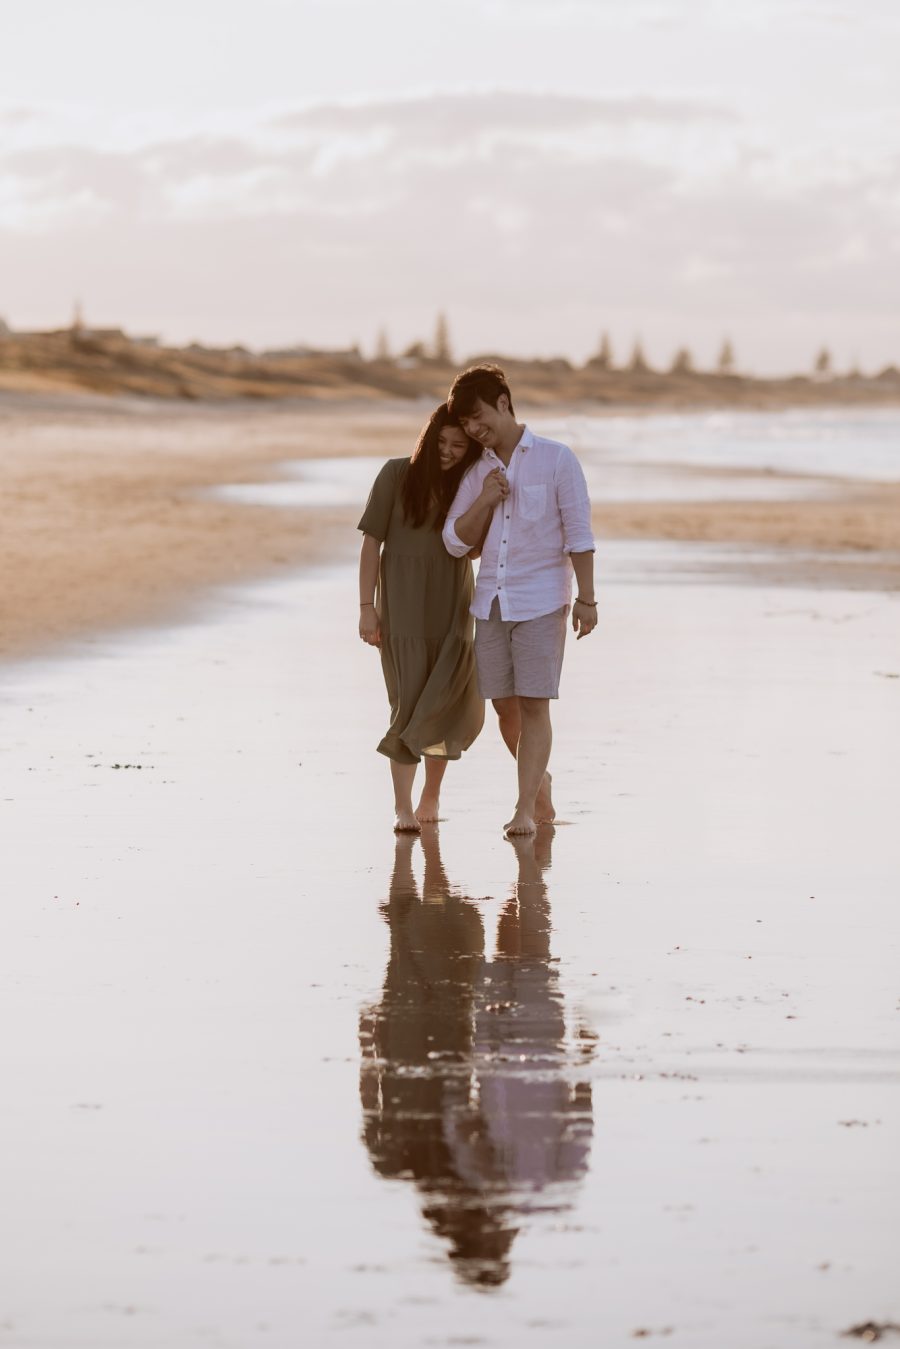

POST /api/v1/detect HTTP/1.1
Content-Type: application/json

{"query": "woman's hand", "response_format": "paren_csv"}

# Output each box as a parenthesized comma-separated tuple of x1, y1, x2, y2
(479, 468, 509, 508)
(359, 605, 382, 648)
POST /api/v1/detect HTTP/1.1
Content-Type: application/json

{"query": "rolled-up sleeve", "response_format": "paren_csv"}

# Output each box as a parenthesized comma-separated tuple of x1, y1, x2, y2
(556, 447, 595, 554)
(442, 463, 482, 557)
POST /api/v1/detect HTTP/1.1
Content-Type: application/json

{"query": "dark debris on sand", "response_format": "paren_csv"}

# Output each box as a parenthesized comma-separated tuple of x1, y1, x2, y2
(842, 1323, 900, 1343)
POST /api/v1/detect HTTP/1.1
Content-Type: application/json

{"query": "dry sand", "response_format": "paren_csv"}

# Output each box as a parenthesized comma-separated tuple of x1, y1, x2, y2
(2, 393, 899, 660)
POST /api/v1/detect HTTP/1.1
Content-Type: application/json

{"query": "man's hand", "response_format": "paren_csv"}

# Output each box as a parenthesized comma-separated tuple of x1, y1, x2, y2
(572, 599, 597, 640)
(359, 605, 382, 648)
(479, 468, 509, 508)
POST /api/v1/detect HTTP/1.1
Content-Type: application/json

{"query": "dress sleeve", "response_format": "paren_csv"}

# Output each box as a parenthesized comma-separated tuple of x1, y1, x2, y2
(357, 460, 399, 542)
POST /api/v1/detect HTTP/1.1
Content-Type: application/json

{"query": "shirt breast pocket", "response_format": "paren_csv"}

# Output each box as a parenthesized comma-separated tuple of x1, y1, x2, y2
(520, 483, 548, 521)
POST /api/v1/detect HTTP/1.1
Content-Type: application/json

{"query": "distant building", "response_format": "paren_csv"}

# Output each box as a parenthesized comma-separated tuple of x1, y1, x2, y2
(263, 343, 361, 360)
(262, 343, 318, 358)
(68, 300, 157, 345)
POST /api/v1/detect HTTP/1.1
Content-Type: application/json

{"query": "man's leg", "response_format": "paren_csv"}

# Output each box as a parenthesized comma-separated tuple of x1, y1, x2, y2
(492, 695, 520, 755)
(492, 696, 555, 822)
(504, 696, 552, 836)
(415, 756, 448, 823)
(390, 760, 420, 833)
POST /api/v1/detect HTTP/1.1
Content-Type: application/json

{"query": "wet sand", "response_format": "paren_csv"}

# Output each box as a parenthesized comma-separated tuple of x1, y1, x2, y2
(3, 553, 898, 1346)
(2, 394, 899, 660)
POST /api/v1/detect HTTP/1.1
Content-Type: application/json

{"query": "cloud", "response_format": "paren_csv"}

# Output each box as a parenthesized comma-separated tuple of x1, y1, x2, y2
(0, 107, 42, 127)
(0, 88, 897, 368)
(272, 89, 737, 137)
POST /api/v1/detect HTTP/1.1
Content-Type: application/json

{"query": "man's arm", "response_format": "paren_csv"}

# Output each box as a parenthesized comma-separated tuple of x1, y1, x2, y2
(570, 550, 595, 604)
(570, 551, 597, 638)
(443, 464, 506, 555)
(556, 446, 595, 555)
(454, 471, 508, 547)
(557, 447, 597, 638)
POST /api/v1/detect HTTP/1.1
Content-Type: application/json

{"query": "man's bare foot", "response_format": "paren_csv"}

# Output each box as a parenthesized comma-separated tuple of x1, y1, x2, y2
(535, 771, 555, 823)
(415, 794, 440, 824)
(394, 808, 421, 833)
(504, 810, 537, 837)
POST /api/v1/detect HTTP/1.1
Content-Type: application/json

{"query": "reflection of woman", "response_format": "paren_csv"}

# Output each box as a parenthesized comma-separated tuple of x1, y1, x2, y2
(358, 405, 485, 832)
(359, 828, 594, 1288)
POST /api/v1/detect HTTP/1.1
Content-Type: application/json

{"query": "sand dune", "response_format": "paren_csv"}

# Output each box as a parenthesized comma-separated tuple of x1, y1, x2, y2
(2, 329, 900, 408)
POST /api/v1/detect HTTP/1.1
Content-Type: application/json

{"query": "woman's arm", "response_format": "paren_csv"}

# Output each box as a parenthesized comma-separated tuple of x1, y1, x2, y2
(358, 533, 382, 647)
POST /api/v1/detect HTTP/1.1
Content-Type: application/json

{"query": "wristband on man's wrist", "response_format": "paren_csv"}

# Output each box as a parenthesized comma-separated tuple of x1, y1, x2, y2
(360, 601, 375, 608)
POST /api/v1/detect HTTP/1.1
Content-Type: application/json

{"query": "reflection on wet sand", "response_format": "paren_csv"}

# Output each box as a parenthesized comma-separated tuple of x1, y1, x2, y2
(359, 827, 595, 1287)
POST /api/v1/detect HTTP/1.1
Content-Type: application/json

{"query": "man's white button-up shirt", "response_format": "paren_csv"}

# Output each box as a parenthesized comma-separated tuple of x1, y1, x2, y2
(442, 425, 595, 622)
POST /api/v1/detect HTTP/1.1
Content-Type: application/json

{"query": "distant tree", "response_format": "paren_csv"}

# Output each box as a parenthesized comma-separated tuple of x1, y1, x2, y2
(433, 312, 452, 363)
(402, 340, 427, 360)
(717, 337, 736, 375)
(593, 331, 613, 370)
(670, 346, 694, 375)
(374, 328, 391, 361)
(628, 338, 649, 373)
(814, 347, 832, 378)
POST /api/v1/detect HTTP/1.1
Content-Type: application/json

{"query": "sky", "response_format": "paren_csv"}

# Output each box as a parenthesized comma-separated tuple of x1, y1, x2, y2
(1, 0, 898, 373)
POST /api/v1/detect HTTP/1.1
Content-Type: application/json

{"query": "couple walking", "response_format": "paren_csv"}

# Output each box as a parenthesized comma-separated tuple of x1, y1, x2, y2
(358, 364, 596, 836)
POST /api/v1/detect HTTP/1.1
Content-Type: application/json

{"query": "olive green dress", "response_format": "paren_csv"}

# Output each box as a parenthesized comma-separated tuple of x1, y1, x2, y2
(358, 458, 484, 765)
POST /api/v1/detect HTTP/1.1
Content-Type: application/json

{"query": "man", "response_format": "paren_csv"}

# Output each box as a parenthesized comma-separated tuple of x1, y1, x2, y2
(442, 365, 597, 836)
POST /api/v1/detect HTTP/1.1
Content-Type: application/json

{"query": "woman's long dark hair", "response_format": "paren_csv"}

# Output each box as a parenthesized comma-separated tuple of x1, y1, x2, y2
(400, 403, 482, 531)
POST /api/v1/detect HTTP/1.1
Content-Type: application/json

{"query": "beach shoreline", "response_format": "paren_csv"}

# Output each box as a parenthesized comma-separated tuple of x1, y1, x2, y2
(2, 394, 898, 661)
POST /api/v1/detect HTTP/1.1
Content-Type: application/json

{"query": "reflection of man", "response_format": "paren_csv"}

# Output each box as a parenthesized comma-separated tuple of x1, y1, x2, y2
(463, 833, 594, 1194)
(442, 365, 596, 837)
(359, 827, 594, 1288)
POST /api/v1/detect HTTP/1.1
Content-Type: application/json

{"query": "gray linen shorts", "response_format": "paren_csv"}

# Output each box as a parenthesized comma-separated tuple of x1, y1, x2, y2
(474, 599, 569, 700)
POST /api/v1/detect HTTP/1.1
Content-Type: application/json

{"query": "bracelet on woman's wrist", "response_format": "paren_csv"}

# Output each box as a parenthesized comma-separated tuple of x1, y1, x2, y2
(360, 601, 375, 608)
(575, 597, 597, 607)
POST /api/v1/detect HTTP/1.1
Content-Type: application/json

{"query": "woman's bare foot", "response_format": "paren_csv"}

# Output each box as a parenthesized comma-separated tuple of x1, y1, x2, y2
(415, 793, 441, 824)
(394, 807, 421, 833)
(504, 809, 537, 837)
(535, 771, 555, 823)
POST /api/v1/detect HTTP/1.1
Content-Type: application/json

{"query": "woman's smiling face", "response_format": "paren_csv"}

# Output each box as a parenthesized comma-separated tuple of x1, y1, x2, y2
(438, 423, 472, 472)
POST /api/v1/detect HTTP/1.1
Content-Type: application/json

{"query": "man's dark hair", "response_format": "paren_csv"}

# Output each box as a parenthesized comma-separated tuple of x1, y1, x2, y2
(447, 364, 515, 420)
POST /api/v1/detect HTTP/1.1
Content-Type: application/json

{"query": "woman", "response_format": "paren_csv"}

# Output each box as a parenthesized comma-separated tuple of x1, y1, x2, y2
(358, 403, 485, 831)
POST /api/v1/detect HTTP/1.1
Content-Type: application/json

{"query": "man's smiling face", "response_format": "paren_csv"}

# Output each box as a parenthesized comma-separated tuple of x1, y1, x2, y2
(458, 396, 508, 451)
